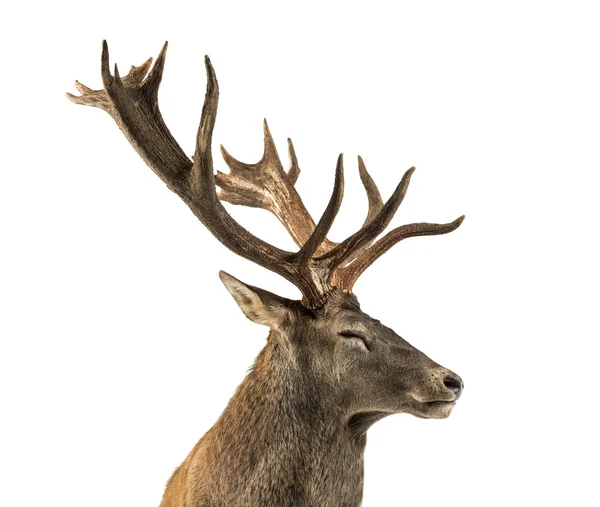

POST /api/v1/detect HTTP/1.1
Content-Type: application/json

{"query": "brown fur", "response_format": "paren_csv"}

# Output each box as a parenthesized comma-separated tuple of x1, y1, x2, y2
(158, 288, 462, 507)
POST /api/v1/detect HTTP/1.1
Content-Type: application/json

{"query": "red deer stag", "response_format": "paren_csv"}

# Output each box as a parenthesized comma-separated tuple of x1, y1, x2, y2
(68, 42, 465, 507)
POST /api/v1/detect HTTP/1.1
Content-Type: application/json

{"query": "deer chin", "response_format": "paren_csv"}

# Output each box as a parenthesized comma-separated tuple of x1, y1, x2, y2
(410, 400, 457, 419)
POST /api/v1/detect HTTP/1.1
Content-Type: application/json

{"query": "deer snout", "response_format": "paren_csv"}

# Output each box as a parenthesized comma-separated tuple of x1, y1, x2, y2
(443, 373, 463, 400)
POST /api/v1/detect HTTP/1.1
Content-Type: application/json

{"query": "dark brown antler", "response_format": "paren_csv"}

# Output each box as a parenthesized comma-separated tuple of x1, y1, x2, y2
(68, 42, 464, 305)
(68, 42, 343, 306)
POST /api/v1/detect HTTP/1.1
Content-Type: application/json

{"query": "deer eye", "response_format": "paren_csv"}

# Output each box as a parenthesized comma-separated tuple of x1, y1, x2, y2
(339, 331, 371, 351)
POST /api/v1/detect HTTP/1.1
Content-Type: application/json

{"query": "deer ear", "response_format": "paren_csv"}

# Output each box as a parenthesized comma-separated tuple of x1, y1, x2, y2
(219, 271, 292, 328)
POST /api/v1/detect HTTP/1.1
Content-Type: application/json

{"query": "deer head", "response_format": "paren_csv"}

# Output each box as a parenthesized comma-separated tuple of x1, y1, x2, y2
(67, 42, 464, 431)
(220, 272, 462, 429)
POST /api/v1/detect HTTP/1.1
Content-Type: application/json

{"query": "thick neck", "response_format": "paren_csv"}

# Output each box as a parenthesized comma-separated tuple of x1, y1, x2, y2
(204, 332, 366, 506)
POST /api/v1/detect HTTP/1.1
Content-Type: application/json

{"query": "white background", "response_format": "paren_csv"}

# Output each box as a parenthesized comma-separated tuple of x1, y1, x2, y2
(1, 1, 599, 506)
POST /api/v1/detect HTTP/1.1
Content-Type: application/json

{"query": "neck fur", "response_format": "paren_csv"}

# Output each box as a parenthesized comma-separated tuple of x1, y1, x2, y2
(203, 332, 366, 506)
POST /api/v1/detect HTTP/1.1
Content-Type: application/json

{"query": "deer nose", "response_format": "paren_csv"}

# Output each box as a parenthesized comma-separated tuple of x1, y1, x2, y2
(443, 374, 463, 400)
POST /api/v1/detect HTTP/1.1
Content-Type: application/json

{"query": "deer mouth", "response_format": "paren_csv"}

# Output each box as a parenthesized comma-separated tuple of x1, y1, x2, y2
(423, 400, 456, 412)
(412, 399, 457, 419)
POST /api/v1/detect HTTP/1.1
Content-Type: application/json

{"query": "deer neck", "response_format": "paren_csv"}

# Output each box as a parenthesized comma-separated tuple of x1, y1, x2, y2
(204, 331, 366, 505)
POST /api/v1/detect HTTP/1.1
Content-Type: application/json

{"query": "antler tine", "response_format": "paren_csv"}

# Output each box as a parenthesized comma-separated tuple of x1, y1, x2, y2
(294, 155, 344, 263)
(358, 155, 384, 226)
(144, 41, 168, 99)
(286, 138, 301, 185)
(332, 216, 465, 291)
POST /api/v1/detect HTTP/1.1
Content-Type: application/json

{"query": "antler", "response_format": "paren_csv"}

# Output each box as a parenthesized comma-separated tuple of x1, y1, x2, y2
(67, 42, 464, 306)
(216, 123, 384, 257)
(217, 126, 464, 292)
(68, 42, 342, 306)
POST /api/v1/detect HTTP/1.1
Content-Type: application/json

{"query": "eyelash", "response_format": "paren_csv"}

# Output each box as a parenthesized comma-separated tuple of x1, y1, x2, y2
(339, 331, 371, 351)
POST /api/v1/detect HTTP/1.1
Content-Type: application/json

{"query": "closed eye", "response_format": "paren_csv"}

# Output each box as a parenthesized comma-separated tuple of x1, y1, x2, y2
(339, 331, 371, 352)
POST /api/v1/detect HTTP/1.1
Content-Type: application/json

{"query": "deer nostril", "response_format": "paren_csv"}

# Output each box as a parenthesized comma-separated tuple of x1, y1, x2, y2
(443, 374, 463, 399)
